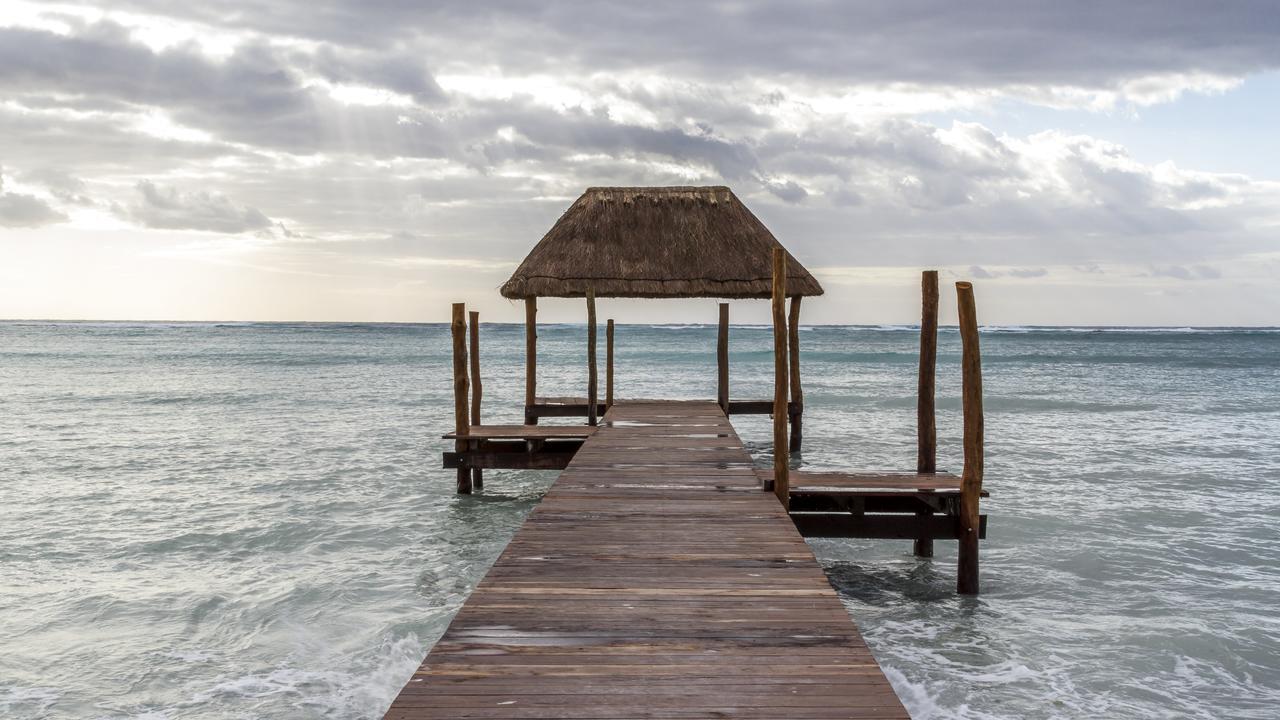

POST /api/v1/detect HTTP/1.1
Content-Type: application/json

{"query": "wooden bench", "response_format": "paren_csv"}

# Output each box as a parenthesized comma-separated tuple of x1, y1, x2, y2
(762, 469, 990, 540)
(444, 425, 597, 472)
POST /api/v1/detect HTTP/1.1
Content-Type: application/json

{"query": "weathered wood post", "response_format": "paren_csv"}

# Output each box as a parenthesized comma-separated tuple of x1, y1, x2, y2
(586, 288, 598, 426)
(468, 310, 483, 491)
(915, 270, 939, 557)
(956, 281, 984, 594)
(717, 303, 729, 414)
(451, 303, 472, 494)
(771, 248, 790, 506)
(788, 295, 803, 452)
(606, 318, 615, 409)
(524, 297, 537, 425)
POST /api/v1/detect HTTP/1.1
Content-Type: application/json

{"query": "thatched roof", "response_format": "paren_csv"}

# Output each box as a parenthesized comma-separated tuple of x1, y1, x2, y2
(499, 186, 824, 299)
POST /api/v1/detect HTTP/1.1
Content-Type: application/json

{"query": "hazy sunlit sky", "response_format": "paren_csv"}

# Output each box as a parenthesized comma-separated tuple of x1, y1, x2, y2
(1, 1, 1278, 325)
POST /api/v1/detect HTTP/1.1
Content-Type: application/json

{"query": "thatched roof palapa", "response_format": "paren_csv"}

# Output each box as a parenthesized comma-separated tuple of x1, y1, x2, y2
(500, 186, 824, 299)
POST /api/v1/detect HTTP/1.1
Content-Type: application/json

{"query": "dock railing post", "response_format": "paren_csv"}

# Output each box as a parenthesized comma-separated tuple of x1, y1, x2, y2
(956, 281, 984, 594)
(587, 288, 598, 426)
(451, 303, 472, 494)
(788, 295, 803, 452)
(915, 270, 939, 557)
(771, 248, 790, 507)
(606, 318, 615, 409)
(468, 310, 483, 491)
(717, 303, 729, 414)
(524, 297, 537, 425)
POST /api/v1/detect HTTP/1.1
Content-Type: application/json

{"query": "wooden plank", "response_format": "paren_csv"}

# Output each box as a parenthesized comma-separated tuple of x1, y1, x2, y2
(444, 451, 576, 470)
(526, 402, 608, 419)
(792, 513, 988, 540)
(387, 401, 909, 719)
(764, 470, 990, 495)
(445, 426, 599, 440)
(728, 400, 800, 415)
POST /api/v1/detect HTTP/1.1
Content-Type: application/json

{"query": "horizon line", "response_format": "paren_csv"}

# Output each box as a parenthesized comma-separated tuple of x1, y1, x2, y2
(4, 318, 1279, 330)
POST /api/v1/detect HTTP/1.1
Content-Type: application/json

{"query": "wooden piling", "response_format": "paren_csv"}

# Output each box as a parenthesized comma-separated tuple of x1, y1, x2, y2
(915, 271, 939, 557)
(586, 288, 598, 427)
(771, 249, 789, 506)
(451, 303, 472, 494)
(788, 295, 803, 453)
(956, 281, 984, 594)
(606, 318, 615, 409)
(717, 303, 729, 414)
(524, 297, 537, 425)
(468, 310, 483, 490)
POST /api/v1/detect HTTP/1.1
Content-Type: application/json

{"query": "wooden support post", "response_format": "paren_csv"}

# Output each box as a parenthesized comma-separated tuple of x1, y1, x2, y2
(606, 318, 615, 409)
(468, 310, 483, 491)
(771, 249, 790, 507)
(451, 303, 472, 494)
(717, 303, 729, 414)
(915, 270, 939, 557)
(956, 281, 984, 594)
(524, 298, 537, 425)
(788, 295, 803, 453)
(586, 289, 598, 427)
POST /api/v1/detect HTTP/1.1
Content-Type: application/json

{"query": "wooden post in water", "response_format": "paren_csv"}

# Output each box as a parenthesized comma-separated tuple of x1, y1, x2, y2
(468, 310, 483, 491)
(606, 319, 615, 409)
(717, 303, 730, 414)
(524, 298, 537, 425)
(586, 288, 598, 427)
(771, 249, 790, 506)
(956, 281, 984, 594)
(915, 270, 939, 557)
(451, 303, 472, 494)
(788, 295, 803, 452)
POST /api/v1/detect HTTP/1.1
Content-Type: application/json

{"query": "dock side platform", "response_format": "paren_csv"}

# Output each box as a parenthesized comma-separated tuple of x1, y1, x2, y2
(385, 400, 909, 719)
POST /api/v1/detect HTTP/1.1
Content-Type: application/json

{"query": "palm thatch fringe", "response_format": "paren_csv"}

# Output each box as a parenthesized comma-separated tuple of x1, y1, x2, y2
(500, 186, 823, 299)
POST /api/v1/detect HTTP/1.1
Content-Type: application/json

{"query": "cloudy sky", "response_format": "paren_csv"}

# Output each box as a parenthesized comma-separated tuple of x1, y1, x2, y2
(1, 1, 1278, 325)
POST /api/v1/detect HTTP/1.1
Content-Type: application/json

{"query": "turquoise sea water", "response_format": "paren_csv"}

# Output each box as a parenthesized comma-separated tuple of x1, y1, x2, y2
(2, 321, 1278, 719)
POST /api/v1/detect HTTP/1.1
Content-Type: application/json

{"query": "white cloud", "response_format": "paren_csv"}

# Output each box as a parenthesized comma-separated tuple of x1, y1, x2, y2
(2, 1, 1280, 322)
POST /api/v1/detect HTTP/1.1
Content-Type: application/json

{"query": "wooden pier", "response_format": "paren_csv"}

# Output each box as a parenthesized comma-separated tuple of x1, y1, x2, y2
(390, 186, 993, 717)
(387, 401, 910, 719)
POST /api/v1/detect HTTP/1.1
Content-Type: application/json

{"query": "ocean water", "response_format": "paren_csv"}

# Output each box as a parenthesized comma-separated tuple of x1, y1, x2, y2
(2, 321, 1278, 719)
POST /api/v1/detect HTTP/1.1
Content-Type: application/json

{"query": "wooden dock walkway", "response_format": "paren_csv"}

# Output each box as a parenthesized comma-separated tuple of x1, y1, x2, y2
(386, 400, 910, 719)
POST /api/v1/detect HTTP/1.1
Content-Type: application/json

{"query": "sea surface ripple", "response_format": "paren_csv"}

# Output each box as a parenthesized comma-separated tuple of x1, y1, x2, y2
(2, 321, 1278, 719)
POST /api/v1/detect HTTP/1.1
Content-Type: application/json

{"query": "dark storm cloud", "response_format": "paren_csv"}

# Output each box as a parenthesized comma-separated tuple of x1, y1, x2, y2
(0, 168, 67, 228)
(20, 168, 93, 205)
(1, 0, 1276, 277)
(0, 24, 305, 118)
(0, 192, 66, 228)
(0, 24, 452, 158)
(98, 1, 1280, 87)
(128, 181, 273, 233)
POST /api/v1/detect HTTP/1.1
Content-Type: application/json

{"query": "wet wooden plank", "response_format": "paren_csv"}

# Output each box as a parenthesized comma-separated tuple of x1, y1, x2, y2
(765, 469, 991, 497)
(445, 425, 599, 440)
(386, 401, 910, 719)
